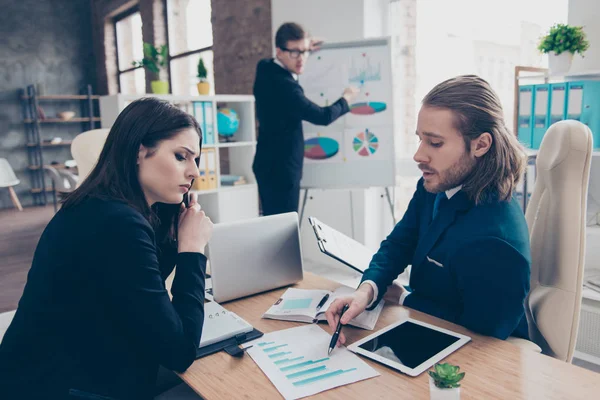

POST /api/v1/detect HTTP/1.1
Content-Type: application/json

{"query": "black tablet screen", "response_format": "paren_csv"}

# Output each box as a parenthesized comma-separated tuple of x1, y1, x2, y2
(358, 321, 460, 369)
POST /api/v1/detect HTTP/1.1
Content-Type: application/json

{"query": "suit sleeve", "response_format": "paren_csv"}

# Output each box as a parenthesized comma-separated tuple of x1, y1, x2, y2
(406, 237, 530, 339)
(282, 80, 350, 125)
(100, 213, 206, 372)
(360, 182, 423, 309)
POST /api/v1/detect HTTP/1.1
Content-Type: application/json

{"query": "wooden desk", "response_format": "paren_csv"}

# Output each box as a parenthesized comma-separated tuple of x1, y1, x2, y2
(181, 273, 600, 399)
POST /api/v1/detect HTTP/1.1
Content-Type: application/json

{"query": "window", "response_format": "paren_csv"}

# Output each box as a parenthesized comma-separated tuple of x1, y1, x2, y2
(166, 0, 215, 95)
(115, 8, 145, 94)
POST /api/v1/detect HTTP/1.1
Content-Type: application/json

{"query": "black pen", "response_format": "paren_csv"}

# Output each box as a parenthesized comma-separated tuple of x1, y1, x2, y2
(315, 293, 329, 312)
(312, 293, 330, 323)
(328, 303, 349, 355)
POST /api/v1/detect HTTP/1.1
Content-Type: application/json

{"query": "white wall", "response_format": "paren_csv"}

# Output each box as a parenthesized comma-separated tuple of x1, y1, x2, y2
(271, 0, 365, 47)
(568, 0, 600, 72)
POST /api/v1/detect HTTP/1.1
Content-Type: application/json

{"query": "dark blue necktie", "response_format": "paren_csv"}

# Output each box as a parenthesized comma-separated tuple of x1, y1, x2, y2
(432, 192, 447, 220)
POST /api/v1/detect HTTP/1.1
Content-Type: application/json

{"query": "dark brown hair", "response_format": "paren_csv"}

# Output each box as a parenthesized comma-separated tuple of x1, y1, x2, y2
(275, 22, 307, 49)
(422, 75, 526, 204)
(63, 97, 201, 242)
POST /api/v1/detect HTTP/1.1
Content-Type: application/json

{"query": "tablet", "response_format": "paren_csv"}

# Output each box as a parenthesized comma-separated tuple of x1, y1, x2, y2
(347, 318, 471, 377)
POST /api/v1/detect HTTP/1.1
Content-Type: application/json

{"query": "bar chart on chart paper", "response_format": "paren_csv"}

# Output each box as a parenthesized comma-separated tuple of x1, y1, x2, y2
(244, 325, 379, 399)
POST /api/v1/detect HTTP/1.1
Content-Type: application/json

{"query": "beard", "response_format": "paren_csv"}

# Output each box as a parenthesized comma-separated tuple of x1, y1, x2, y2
(422, 152, 476, 194)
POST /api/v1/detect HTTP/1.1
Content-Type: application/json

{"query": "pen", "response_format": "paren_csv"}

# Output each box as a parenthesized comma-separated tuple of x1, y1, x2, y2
(315, 293, 329, 312)
(312, 293, 330, 323)
(328, 303, 349, 355)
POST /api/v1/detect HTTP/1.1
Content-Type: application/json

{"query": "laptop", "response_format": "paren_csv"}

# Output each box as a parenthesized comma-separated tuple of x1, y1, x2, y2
(207, 212, 304, 303)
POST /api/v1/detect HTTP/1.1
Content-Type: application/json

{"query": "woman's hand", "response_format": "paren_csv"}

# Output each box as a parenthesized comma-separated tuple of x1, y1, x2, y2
(178, 192, 213, 254)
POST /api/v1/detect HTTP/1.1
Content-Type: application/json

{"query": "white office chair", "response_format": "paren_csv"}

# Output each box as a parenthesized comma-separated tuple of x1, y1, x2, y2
(510, 120, 592, 362)
(71, 129, 110, 186)
(0, 158, 23, 211)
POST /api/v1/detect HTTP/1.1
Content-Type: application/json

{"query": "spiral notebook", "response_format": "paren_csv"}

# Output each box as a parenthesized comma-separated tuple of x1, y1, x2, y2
(199, 302, 254, 348)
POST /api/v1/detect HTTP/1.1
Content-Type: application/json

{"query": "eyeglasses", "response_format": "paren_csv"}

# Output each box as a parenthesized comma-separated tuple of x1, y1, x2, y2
(281, 47, 311, 59)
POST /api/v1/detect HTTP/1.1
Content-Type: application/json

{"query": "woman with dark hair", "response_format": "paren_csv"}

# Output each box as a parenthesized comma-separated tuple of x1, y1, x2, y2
(0, 97, 212, 399)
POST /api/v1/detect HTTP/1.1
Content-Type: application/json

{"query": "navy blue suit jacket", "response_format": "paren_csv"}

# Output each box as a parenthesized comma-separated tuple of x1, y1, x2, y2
(362, 179, 531, 340)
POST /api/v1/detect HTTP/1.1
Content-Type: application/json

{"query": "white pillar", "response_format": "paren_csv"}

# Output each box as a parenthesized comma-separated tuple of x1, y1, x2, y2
(568, 0, 600, 72)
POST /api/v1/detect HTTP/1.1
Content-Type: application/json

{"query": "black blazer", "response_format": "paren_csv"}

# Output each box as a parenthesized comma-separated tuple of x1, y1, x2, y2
(0, 198, 206, 400)
(252, 58, 350, 184)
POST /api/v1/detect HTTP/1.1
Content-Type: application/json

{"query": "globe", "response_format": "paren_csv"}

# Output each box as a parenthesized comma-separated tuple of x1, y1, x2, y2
(217, 108, 239, 139)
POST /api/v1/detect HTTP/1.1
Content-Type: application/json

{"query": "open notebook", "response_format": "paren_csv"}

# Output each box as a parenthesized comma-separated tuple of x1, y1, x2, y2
(200, 301, 254, 348)
(262, 286, 383, 330)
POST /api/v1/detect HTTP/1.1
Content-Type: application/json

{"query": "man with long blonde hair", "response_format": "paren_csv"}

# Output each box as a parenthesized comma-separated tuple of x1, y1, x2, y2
(326, 75, 531, 342)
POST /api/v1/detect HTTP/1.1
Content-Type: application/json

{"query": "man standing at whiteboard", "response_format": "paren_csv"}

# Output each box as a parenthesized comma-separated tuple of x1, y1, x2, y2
(253, 22, 360, 216)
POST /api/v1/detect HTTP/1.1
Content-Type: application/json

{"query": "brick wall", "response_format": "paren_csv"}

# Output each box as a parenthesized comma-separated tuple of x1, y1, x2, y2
(211, 0, 272, 94)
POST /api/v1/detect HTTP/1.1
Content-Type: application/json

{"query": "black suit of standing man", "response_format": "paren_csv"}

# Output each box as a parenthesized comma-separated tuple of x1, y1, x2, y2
(252, 22, 359, 216)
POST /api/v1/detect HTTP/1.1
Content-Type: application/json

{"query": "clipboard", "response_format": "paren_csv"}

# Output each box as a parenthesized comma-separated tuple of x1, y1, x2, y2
(195, 328, 264, 359)
(308, 216, 374, 274)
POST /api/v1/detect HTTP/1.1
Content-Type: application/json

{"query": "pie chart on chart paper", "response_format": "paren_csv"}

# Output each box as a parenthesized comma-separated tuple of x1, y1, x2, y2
(350, 102, 387, 115)
(304, 137, 339, 160)
(353, 130, 379, 156)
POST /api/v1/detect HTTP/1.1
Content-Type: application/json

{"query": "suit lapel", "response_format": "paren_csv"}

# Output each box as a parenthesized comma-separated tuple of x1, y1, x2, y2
(413, 191, 472, 269)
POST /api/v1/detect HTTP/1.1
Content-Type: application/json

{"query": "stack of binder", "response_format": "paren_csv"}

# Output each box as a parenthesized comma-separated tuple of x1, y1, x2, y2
(518, 80, 600, 150)
(193, 101, 216, 146)
(191, 148, 218, 191)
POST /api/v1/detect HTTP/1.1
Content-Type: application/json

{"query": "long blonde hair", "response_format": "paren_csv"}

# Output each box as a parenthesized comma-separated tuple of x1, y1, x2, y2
(422, 75, 526, 204)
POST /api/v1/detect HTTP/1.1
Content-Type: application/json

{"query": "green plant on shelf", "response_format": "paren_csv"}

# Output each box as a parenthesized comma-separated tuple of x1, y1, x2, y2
(132, 43, 168, 74)
(537, 23, 589, 56)
(197, 58, 208, 83)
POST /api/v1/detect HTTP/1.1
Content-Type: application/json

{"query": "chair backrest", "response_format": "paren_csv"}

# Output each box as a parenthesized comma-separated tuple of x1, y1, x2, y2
(525, 120, 592, 362)
(71, 129, 110, 186)
(0, 158, 20, 188)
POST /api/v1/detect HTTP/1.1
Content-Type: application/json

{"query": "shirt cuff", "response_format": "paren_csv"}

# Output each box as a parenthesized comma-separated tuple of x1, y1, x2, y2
(399, 291, 411, 306)
(360, 280, 379, 309)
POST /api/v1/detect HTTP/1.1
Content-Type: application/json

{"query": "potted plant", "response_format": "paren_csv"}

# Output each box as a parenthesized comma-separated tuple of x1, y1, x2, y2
(428, 363, 465, 400)
(197, 58, 210, 95)
(538, 23, 590, 74)
(133, 43, 169, 94)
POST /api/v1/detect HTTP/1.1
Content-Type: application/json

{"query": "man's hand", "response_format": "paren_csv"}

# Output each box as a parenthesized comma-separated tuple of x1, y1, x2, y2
(309, 37, 324, 52)
(324, 284, 373, 347)
(342, 86, 360, 104)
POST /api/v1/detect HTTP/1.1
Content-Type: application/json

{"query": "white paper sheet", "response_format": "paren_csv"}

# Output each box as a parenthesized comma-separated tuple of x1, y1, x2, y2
(244, 325, 379, 399)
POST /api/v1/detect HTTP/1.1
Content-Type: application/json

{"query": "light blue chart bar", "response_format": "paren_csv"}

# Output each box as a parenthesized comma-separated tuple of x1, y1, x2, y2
(258, 342, 275, 347)
(268, 351, 292, 359)
(292, 368, 358, 387)
(286, 365, 327, 379)
(274, 356, 304, 365)
(263, 344, 289, 353)
(280, 358, 329, 372)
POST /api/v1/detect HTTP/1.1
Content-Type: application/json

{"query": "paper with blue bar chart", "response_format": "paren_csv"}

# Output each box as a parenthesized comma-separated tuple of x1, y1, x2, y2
(244, 325, 379, 399)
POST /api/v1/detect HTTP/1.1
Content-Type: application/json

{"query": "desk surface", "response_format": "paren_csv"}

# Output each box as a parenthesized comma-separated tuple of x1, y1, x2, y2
(181, 273, 600, 399)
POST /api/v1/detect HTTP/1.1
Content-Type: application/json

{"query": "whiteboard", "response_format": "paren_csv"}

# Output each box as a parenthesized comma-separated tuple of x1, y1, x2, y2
(300, 37, 395, 189)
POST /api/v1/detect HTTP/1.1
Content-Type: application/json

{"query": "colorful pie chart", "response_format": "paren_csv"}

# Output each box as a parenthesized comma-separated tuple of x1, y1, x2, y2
(353, 129, 379, 156)
(304, 137, 339, 160)
(350, 102, 387, 115)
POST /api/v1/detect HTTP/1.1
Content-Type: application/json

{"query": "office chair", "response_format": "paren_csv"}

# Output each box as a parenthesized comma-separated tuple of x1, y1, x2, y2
(71, 129, 110, 186)
(0, 158, 22, 211)
(510, 120, 592, 362)
(44, 166, 78, 212)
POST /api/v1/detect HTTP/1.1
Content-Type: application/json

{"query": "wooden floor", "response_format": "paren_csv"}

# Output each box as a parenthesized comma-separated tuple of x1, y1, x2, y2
(0, 205, 55, 313)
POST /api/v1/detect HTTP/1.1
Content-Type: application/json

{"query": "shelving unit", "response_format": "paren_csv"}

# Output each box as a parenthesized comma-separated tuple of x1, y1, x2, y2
(99, 94, 259, 223)
(20, 84, 101, 205)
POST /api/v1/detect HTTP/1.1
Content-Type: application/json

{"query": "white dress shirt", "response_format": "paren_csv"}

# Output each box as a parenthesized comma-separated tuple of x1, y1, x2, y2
(273, 57, 298, 81)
